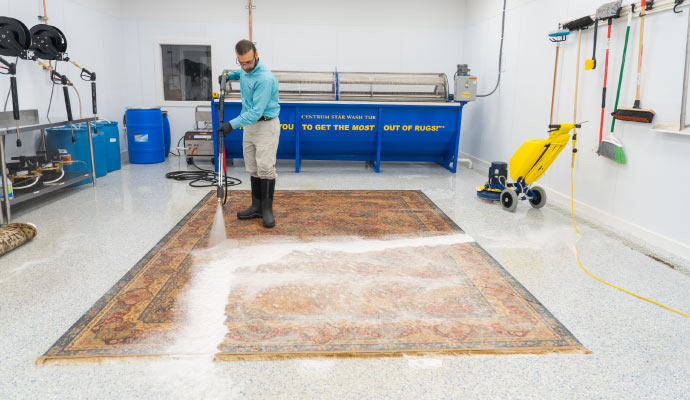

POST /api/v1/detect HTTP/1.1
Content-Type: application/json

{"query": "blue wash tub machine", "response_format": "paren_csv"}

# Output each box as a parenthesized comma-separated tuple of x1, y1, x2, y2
(212, 70, 474, 173)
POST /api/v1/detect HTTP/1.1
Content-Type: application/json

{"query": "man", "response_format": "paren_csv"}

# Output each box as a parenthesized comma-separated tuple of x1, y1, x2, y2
(218, 40, 280, 228)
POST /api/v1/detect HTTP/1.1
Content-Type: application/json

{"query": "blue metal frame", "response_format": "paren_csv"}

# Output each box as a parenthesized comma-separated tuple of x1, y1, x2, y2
(212, 100, 467, 173)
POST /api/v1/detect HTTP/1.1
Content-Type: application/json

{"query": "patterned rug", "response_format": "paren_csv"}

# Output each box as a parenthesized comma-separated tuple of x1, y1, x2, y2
(39, 190, 587, 363)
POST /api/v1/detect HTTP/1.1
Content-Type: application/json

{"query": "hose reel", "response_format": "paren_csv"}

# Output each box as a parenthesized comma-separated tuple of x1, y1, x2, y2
(0, 17, 31, 57)
(29, 24, 67, 60)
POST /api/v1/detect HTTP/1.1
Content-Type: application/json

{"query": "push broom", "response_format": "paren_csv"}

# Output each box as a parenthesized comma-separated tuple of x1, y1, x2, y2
(599, 11, 633, 163)
(612, 0, 655, 123)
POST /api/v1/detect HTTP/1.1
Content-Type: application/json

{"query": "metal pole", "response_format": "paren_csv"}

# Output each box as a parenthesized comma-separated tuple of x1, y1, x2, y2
(41, 128, 47, 151)
(0, 135, 10, 224)
(86, 121, 97, 187)
(681, 6, 690, 130)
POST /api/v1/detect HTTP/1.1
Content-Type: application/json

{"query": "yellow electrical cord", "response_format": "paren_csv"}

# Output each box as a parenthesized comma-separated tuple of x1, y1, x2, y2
(569, 131, 689, 319)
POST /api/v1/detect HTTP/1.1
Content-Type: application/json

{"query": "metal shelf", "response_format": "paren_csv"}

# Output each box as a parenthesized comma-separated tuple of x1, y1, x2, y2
(1, 171, 92, 206)
(0, 117, 100, 136)
(1, 112, 98, 224)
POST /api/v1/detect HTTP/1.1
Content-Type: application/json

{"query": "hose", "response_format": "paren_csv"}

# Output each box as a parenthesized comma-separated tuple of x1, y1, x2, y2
(165, 160, 242, 189)
(71, 85, 83, 119)
(477, 0, 507, 98)
(42, 167, 65, 184)
(569, 138, 689, 319)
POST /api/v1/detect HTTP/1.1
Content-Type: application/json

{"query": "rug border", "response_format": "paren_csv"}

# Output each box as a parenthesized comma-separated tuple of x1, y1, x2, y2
(37, 191, 215, 364)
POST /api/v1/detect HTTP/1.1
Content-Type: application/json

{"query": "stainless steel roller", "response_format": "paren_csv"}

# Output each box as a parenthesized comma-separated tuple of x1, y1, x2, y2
(223, 70, 448, 102)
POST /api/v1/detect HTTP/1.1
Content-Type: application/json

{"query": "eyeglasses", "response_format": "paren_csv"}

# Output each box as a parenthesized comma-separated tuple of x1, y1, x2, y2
(236, 57, 256, 67)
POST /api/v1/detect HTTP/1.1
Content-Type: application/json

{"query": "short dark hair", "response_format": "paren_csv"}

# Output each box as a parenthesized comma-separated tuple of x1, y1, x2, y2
(235, 40, 256, 56)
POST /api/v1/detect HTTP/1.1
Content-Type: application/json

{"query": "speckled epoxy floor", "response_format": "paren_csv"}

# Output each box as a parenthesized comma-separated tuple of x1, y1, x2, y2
(1, 157, 689, 399)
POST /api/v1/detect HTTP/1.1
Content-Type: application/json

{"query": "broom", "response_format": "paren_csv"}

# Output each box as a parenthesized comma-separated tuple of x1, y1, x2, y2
(599, 11, 633, 163)
(612, 0, 655, 123)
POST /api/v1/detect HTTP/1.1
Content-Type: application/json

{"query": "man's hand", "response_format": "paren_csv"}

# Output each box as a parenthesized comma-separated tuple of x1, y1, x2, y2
(218, 122, 233, 135)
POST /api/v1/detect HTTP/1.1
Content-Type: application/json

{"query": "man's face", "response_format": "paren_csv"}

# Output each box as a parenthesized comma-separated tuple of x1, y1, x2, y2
(236, 50, 258, 73)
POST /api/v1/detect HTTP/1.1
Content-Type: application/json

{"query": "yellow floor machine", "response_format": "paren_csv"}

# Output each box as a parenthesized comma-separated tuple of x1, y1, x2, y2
(477, 123, 579, 212)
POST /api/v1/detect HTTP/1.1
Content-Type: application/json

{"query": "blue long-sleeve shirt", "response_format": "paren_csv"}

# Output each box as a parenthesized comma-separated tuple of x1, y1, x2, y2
(225, 60, 280, 129)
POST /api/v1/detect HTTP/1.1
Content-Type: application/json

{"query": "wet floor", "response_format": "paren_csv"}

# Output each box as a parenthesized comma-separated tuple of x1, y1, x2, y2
(1, 158, 689, 399)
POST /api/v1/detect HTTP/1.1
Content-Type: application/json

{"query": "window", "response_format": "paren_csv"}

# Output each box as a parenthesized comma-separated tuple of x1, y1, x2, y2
(160, 44, 212, 102)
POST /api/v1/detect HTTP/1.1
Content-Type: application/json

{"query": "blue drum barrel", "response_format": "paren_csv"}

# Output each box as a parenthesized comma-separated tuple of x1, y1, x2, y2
(125, 108, 165, 164)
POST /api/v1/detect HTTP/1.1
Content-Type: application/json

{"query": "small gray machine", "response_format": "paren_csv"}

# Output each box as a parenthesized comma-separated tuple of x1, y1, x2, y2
(454, 64, 477, 102)
(184, 106, 214, 165)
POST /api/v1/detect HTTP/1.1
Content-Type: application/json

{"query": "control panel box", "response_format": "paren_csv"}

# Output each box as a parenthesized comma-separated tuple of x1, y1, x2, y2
(454, 75, 477, 102)
(184, 130, 214, 157)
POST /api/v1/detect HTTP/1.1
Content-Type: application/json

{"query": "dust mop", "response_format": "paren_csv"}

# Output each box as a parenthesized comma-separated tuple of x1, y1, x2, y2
(599, 12, 633, 163)
(586, 1, 622, 70)
(612, 0, 655, 123)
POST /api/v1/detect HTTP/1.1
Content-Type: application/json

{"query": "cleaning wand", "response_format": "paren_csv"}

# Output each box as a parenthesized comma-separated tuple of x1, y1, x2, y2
(217, 73, 228, 204)
(69, 60, 98, 130)
(0, 56, 23, 147)
(37, 61, 74, 123)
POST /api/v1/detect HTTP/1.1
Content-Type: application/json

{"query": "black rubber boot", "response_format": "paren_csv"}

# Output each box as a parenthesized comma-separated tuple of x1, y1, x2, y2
(237, 176, 262, 220)
(260, 178, 276, 228)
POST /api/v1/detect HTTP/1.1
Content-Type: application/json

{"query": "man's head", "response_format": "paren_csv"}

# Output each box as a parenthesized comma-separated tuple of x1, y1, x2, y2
(235, 40, 258, 73)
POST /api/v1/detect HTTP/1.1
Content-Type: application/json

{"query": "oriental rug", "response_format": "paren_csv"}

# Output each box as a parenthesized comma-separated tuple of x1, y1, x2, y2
(39, 190, 586, 363)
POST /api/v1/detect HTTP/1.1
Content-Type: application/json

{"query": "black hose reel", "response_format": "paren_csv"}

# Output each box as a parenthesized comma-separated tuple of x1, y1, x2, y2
(28, 24, 67, 61)
(0, 17, 32, 58)
(0, 17, 31, 146)
(27, 24, 77, 123)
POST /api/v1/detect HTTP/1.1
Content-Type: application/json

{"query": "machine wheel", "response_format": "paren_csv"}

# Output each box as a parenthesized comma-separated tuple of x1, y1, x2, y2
(529, 186, 547, 209)
(186, 156, 192, 165)
(500, 189, 518, 212)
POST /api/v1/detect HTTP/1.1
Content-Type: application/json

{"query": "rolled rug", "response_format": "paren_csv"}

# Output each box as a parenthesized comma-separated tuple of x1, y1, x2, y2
(0, 223, 37, 256)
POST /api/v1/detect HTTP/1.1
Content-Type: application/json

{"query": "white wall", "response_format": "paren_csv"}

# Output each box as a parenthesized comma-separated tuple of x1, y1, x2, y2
(120, 0, 466, 151)
(461, 0, 690, 258)
(1, 0, 126, 158)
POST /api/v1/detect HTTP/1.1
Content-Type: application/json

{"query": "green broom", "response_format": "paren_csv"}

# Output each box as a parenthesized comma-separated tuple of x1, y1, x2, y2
(598, 11, 631, 163)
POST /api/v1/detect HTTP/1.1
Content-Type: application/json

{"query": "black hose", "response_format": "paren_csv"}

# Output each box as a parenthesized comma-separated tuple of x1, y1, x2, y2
(165, 161, 242, 189)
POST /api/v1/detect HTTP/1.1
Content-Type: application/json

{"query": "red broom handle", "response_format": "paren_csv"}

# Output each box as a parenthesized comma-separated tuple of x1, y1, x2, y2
(599, 21, 612, 145)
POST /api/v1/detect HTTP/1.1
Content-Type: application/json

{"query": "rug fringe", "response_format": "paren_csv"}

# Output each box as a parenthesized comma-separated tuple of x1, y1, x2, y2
(36, 353, 213, 366)
(36, 346, 590, 365)
(213, 346, 591, 362)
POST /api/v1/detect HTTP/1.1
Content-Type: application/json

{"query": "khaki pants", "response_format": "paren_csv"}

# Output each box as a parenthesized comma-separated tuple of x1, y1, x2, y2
(242, 118, 280, 179)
